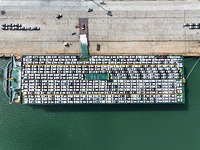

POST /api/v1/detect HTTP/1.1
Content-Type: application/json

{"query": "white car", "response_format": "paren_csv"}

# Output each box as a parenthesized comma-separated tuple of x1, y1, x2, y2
(56, 14, 62, 19)
(100, 1, 106, 5)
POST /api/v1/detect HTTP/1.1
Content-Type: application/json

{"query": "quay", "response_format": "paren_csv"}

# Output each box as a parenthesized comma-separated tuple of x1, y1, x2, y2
(0, 1, 200, 56)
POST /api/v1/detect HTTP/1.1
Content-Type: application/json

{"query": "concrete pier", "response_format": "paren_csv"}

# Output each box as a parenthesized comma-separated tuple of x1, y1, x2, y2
(0, 1, 200, 56)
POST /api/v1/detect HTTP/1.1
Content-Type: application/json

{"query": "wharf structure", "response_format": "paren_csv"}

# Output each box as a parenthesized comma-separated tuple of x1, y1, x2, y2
(3, 17, 185, 104)
(4, 55, 185, 104)
(1, 1, 200, 56)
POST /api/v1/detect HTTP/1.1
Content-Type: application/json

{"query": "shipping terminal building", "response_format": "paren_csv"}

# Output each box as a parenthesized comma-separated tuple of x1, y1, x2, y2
(3, 1, 197, 104)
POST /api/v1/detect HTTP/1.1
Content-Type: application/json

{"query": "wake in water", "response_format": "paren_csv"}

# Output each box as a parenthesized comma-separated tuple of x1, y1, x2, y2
(186, 57, 200, 80)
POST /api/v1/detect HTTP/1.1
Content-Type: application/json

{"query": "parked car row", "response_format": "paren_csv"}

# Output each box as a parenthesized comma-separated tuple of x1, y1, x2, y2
(23, 93, 183, 104)
(22, 77, 183, 104)
(1, 24, 40, 31)
(22, 78, 182, 93)
(22, 79, 183, 104)
(23, 94, 183, 104)
(22, 64, 182, 80)
(22, 55, 183, 66)
(22, 55, 183, 80)
(183, 23, 200, 29)
(2, 23, 22, 27)
(188, 26, 200, 29)
(21, 55, 184, 104)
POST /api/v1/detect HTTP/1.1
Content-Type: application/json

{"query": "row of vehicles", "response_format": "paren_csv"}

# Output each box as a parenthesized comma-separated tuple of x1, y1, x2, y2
(1, 24, 40, 31)
(183, 23, 200, 29)
(18, 55, 184, 104)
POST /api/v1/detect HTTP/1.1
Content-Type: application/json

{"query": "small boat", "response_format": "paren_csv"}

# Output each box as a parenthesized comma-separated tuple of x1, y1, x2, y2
(183, 78, 186, 83)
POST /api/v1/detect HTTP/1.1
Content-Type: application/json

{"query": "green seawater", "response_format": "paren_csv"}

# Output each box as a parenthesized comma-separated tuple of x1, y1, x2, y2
(0, 57, 200, 150)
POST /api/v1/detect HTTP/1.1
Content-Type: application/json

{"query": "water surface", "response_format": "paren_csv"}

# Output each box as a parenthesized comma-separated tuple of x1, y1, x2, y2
(0, 57, 200, 150)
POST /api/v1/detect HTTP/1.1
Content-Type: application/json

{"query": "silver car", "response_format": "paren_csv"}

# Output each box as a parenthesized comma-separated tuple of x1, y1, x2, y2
(100, 1, 106, 5)
(183, 23, 189, 27)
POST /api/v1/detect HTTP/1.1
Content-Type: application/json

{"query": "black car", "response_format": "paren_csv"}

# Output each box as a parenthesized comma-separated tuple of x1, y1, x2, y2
(32, 27, 37, 30)
(10, 24, 15, 27)
(82, 24, 85, 30)
(31, 27, 40, 30)
(97, 44, 100, 51)
(188, 23, 194, 26)
(21, 27, 27, 30)
(14, 27, 19, 30)
(1, 27, 8, 30)
(106, 11, 112, 16)
(27, 27, 31, 31)
(10, 27, 15, 30)
(7, 24, 12, 27)
(14, 24, 22, 27)
(56, 14, 62, 19)
(2, 24, 7, 27)
(183, 23, 189, 27)
(65, 43, 70, 47)
(87, 8, 93, 12)
(194, 23, 200, 26)
(189, 26, 195, 29)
